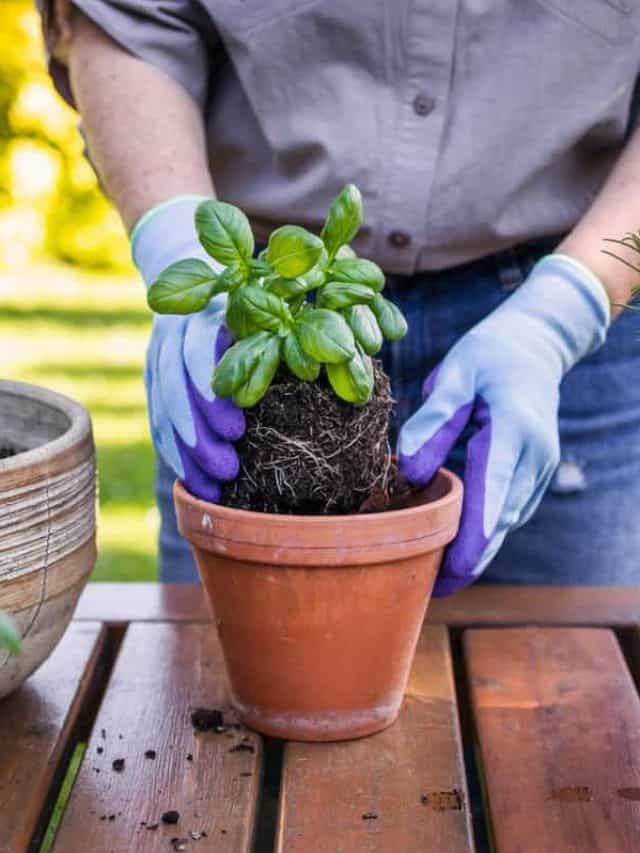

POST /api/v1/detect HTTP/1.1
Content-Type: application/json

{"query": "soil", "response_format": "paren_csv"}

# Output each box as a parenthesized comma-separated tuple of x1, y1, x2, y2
(190, 707, 226, 732)
(161, 810, 180, 825)
(223, 362, 406, 515)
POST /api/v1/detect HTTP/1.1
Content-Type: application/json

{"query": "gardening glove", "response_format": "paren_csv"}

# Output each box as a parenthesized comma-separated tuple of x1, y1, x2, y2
(132, 196, 245, 502)
(398, 254, 610, 596)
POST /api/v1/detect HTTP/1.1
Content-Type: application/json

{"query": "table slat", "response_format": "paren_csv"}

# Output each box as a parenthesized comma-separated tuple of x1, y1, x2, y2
(466, 627, 640, 852)
(53, 623, 261, 852)
(0, 621, 104, 853)
(74, 582, 640, 628)
(276, 626, 474, 853)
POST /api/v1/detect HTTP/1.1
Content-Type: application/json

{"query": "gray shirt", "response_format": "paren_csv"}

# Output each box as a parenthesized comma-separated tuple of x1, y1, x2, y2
(43, 0, 640, 274)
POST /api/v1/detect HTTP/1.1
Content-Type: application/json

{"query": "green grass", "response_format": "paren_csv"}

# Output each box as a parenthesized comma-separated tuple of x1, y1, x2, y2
(1, 261, 157, 580)
(39, 741, 87, 852)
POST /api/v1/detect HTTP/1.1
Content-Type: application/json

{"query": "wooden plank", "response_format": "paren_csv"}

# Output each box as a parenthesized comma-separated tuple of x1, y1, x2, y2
(0, 621, 105, 852)
(429, 586, 640, 627)
(74, 582, 640, 628)
(53, 623, 261, 851)
(276, 626, 474, 853)
(466, 628, 640, 852)
(74, 583, 210, 624)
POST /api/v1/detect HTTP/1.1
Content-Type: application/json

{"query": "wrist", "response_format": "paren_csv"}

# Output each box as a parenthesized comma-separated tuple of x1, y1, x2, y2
(131, 195, 220, 287)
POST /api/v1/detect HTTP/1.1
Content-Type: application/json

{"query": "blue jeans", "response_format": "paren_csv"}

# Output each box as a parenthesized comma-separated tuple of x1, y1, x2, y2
(155, 236, 640, 585)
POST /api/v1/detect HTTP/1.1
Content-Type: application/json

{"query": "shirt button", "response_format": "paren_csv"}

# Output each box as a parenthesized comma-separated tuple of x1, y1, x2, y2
(413, 93, 435, 116)
(387, 231, 411, 248)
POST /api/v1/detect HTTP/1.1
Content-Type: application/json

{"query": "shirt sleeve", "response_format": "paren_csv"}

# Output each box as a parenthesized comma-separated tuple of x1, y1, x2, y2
(37, 0, 216, 112)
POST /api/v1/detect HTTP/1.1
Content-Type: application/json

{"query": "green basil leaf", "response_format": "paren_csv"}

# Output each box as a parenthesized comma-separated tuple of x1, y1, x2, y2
(283, 332, 321, 381)
(317, 282, 375, 310)
(326, 346, 374, 405)
(320, 184, 363, 260)
(225, 291, 260, 339)
(232, 334, 281, 407)
(195, 199, 254, 266)
(327, 257, 385, 292)
(297, 263, 327, 291)
(344, 304, 383, 355)
(147, 258, 218, 314)
(266, 225, 324, 278)
(295, 308, 356, 364)
(371, 293, 408, 341)
(0, 612, 21, 655)
(264, 275, 309, 299)
(216, 263, 247, 293)
(239, 285, 292, 332)
(212, 330, 274, 397)
(336, 244, 357, 259)
(249, 257, 271, 277)
(289, 295, 307, 317)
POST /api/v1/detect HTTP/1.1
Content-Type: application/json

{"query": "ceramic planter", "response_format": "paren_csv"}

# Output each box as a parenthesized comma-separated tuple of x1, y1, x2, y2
(175, 468, 462, 741)
(0, 380, 96, 699)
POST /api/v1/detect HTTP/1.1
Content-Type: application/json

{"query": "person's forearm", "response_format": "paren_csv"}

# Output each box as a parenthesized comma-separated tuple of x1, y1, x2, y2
(559, 126, 640, 316)
(67, 11, 213, 231)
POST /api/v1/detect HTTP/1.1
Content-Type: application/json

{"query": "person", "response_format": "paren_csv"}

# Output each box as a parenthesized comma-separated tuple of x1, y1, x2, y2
(40, 1, 640, 592)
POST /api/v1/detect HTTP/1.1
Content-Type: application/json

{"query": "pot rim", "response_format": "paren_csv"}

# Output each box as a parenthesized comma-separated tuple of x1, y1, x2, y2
(174, 467, 462, 525)
(0, 379, 92, 474)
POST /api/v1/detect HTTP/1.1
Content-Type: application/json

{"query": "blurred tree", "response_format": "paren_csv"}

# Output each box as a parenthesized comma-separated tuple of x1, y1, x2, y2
(0, 0, 132, 270)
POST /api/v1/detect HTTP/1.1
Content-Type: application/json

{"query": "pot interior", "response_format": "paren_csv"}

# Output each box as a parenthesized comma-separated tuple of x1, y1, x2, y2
(0, 388, 71, 455)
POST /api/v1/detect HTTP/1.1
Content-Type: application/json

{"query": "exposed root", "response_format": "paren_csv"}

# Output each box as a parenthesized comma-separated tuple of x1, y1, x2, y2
(223, 363, 396, 515)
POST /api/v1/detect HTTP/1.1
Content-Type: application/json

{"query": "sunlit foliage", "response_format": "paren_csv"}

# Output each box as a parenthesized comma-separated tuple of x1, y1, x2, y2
(0, 1, 131, 269)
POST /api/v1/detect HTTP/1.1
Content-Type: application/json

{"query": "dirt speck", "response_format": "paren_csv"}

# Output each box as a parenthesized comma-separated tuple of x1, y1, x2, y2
(191, 707, 226, 733)
(421, 789, 464, 811)
(144, 749, 157, 760)
(111, 758, 125, 773)
(617, 787, 640, 801)
(362, 812, 378, 821)
(548, 786, 593, 803)
(229, 742, 255, 754)
(162, 810, 180, 825)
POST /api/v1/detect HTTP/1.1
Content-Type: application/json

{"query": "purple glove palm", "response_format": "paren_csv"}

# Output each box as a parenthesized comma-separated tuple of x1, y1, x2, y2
(145, 305, 244, 501)
(398, 255, 610, 596)
(133, 196, 245, 501)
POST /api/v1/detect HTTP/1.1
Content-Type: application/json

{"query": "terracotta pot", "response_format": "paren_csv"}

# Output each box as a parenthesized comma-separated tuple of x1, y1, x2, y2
(0, 380, 96, 699)
(174, 469, 462, 741)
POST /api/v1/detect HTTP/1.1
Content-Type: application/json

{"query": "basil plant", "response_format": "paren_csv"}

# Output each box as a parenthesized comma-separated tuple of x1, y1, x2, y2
(0, 611, 21, 655)
(148, 185, 408, 407)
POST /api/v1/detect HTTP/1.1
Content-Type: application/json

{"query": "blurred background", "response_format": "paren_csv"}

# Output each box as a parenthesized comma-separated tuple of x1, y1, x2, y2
(1, 0, 156, 580)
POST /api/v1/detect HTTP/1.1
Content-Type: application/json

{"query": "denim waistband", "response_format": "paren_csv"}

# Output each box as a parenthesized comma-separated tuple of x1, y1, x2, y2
(395, 234, 564, 292)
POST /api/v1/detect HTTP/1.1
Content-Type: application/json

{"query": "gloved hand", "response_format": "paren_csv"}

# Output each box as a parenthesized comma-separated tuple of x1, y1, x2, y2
(132, 196, 245, 502)
(398, 254, 610, 596)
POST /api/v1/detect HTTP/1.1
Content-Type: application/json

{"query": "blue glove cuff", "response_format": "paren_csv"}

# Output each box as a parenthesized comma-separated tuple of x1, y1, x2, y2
(131, 194, 219, 287)
(497, 252, 611, 373)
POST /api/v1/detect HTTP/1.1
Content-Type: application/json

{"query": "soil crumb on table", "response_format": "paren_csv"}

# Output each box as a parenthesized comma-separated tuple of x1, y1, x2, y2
(161, 810, 180, 825)
(190, 707, 227, 732)
(223, 363, 399, 515)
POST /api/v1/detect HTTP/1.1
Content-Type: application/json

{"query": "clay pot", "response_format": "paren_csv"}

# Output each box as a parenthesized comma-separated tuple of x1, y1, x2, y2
(0, 380, 96, 699)
(174, 469, 462, 741)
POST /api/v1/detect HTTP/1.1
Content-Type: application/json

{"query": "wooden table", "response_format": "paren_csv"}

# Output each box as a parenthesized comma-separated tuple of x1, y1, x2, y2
(3, 583, 640, 853)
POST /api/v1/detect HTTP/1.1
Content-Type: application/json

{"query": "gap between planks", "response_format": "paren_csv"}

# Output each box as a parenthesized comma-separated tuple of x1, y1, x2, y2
(0, 621, 112, 853)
